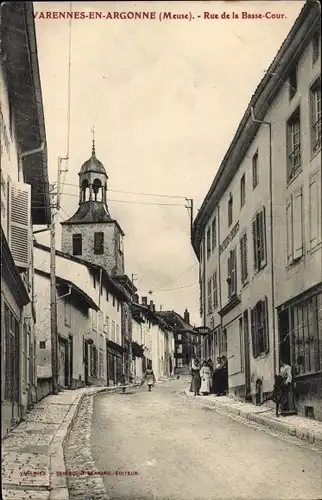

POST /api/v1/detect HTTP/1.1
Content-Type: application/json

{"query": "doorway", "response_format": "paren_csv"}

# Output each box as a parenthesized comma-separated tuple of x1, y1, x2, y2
(68, 335, 73, 388)
(243, 310, 251, 399)
(278, 309, 291, 366)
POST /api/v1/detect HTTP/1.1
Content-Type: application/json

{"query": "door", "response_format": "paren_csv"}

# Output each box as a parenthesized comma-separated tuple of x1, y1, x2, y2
(243, 310, 251, 398)
(84, 340, 89, 385)
(58, 340, 67, 388)
(278, 309, 291, 366)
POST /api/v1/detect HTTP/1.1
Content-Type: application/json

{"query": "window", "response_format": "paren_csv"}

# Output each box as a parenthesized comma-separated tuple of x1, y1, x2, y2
(113, 296, 115, 307)
(106, 287, 109, 302)
(104, 316, 109, 335)
(199, 276, 204, 316)
(177, 344, 183, 354)
(94, 232, 104, 254)
(177, 358, 183, 368)
(227, 248, 237, 299)
(228, 194, 233, 227)
(39, 341, 46, 349)
(207, 227, 211, 259)
(291, 294, 322, 376)
(287, 108, 301, 180)
(8, 180, 31, 269)
(240, 232, 248, 286)
(207, 278, 212, 314)
(211, 217, 217, 251)
(250, 298, 269, 357)
(177, 334, 182, 341)
(252, 207, 266, 273)
(72, 234, 82, 256)
(313, 32, 320, 64)
(116, 324, 120, 345)
(311, 79, 321, 154)
(213, 271, 218, 309)
(64, 295, 71, 327)
(252, 151, 258, 189)
(309, 170, 322, 250)
(240, 174, 246, 208)
(112, 321, 116, 341)
(286, 188, 303, 265)
(289, 64, 297, 100)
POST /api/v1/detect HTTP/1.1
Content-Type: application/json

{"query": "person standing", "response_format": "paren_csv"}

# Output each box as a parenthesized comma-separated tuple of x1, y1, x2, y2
(190, 358, 201, 396)
(213, 357, 222, 395)
(142, 365, 156, 392)
(280, 360, 296, 415)
(221, 356, 229, 395)
(207, 358, 214, 393)
(200, 360, 211, 395)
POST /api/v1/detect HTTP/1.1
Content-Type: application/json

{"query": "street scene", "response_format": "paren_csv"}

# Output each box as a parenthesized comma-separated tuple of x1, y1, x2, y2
(1, 1, 322, 499)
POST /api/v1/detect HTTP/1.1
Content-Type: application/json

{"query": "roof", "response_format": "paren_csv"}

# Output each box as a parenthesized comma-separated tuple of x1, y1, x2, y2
(79, 154, 107, 175)
(1, 2, 50, 225)
(158, 310, 195, 332)
(34, 241, 129, 303)
(130, 302, 172, 331)
(34, 268, 100, 311)
(60, 201, 112, 224)
(191, 0, 321, 258)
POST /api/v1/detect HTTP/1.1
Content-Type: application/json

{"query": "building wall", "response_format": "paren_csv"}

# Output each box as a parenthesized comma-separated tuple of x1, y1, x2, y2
(61, 222, 124, 276)
(35, 273, 52, 386)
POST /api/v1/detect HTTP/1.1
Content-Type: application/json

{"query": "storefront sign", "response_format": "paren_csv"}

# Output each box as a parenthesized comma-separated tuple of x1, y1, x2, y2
(219, 221, 239, 255)
(195, 326, 211, 335)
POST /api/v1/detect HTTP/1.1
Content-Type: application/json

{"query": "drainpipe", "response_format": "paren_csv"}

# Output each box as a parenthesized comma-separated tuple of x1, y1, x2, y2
(57, 285, 72, 301)
(250, 106, 277, 376)
(19, 142, 46, 181)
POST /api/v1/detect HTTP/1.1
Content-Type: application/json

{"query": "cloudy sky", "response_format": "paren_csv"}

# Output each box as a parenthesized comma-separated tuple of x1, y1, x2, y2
(34, 0, 304, 325)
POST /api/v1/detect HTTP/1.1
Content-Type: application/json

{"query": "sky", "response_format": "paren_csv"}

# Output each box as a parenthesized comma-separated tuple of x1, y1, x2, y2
(34, 0, 305, 326)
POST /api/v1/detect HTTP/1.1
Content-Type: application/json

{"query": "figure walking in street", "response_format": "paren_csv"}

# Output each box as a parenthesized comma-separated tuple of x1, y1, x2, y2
(200, 360, 211, 395)
(142, 365, 156, 392)
(190, 358, 201, 396)
(207, 358, 214, 393)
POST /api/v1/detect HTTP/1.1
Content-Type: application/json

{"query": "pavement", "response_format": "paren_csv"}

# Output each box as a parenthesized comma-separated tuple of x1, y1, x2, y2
(1, 385, 126, 500)
(89, 379, 322, 500)
(182, 387, 322, 447)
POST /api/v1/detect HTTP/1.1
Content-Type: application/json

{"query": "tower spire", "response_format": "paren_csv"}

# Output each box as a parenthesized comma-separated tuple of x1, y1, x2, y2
(91, 125, 96, 157)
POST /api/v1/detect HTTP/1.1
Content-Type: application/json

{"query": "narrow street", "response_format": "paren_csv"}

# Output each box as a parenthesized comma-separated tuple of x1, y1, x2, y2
(89, 380, 321, 500)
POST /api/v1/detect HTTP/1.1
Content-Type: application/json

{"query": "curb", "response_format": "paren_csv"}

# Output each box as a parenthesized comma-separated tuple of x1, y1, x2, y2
(182, 389, 322, 447)
(48, 385, 127, 500)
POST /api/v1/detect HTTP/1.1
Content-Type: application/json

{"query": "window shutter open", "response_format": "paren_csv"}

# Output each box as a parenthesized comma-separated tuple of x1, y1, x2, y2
(252, 217, 258, 271)
(292, 188, 303, 260)
(8, 180, 31, 268)
(263, 296, 269, 353)
(250, 308, 257, 357)
(259, 207, 266, 268)
(227, 254, 231, 297)
(231, 249, 236, 295)
(286, 196, 293, 265)
(309, 172, 321, 249)
(1, 171, 9, 239)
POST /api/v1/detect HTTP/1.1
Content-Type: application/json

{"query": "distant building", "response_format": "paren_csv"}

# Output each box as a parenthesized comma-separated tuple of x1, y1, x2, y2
(192, 1, 321, 419)
(158, 309, 198, 375)
(1, 2, 51, 437)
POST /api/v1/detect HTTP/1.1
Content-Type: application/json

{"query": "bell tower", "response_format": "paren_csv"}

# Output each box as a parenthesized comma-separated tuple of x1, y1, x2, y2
(61, 128, 125, 275)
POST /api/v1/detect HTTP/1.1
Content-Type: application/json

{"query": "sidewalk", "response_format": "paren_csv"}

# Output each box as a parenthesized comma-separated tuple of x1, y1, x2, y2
(1, 385, 125, 500)
(182, 388, 322, 447)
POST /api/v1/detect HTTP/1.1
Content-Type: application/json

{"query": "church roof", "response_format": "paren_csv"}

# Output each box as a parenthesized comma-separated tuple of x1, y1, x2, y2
(61, 201, 112, 224)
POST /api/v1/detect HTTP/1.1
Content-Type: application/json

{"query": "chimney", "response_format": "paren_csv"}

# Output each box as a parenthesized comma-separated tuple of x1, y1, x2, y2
(142, 296, 147, 306)
(184, 308, 190, 325)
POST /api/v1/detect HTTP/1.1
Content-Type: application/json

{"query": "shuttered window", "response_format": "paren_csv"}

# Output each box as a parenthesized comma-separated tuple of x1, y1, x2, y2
(213, 271, 218, 309)
(8, 180, 31, 268)
(1, 171, 8, 238)
(309, 171, 321, 250)
(286, 189, 303, 265)
(207, 228, 211, 259)
(94, 232, 104, 254)
(72, 234, 82, 256)
(240, 174, 246, 208)
(227, 248, 237, 299)
(252, 207, 266, 273)
(207, 278, 212, 314)
(211, 217, 217, 251)
(240, 232, 248, 286)
(250, 297, 269, 357)
(287, 107, 301, 180)
(228, 195, 233, 227)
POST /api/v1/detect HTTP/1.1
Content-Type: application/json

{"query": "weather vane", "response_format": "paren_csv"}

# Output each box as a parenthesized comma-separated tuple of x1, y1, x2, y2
(91, 125, 95, 156)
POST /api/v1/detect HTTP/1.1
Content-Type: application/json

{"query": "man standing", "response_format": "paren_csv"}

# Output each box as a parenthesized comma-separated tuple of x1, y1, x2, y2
(280, 360, 296, 415)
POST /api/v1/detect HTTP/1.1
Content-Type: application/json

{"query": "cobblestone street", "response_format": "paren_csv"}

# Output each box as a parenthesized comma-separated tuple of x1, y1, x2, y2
(63, 379, 322, 500)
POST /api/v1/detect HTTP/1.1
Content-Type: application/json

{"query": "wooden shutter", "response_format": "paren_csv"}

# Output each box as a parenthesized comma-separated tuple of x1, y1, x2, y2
(252, 217, 258, 271)
(213, 271, 218, 308)
(263, 297, 269, 353)
(8, 180, 31, 268)
(240, 233, 248, 284)
(1, 171, 9, 239)
(258, 207, 266, 268)
(250, 308, 257, 357)
(292, 188, 303, 260)
(231, 249, 236, 295)
(227, 254, 231, 297)
(309, 172, 321, 249)
(286, 196, 293, 265)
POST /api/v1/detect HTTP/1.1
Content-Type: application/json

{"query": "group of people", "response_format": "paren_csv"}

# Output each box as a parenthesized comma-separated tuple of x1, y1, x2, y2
(190, 356, 229, 396)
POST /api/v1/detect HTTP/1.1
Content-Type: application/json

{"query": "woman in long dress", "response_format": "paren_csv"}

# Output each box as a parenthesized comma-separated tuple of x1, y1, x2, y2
(190, 358, 201, 396)
(207, 358, 214, 393)
(142, 366, 156, 392)
(200, 360, 211, 395)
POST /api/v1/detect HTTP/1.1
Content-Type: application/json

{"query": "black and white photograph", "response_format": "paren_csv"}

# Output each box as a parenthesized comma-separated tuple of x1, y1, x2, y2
(1, 1, 321, 499)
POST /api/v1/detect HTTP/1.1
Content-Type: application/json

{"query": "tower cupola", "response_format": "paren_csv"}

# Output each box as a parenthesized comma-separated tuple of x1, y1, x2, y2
(79, 127, 108, 204)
